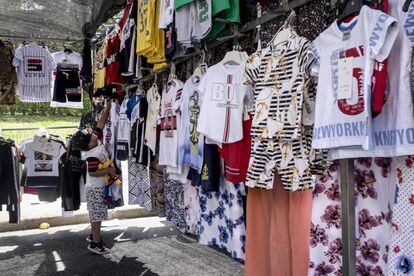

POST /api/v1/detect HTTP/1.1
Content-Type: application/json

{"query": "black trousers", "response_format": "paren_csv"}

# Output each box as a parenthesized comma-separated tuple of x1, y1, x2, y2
(0, 142, 14, 204)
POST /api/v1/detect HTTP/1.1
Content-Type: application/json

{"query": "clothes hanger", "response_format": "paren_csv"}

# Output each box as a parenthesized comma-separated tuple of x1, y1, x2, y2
(268, 10, 296, 47)
(193, 50, 208, 79)
(38, 127, 49, 138)
(63, 43, 73, 54)
(221, 41, 247, 66)
(168, 62, 177, 84)
(337, 0, 365, 25)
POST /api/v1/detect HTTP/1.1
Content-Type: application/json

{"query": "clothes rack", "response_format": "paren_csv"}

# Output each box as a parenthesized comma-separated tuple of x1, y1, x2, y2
(92, 0, 358, 273)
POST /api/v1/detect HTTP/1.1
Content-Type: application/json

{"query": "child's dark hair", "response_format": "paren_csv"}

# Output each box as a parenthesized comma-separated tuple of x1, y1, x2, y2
(72, 129, 92, 151)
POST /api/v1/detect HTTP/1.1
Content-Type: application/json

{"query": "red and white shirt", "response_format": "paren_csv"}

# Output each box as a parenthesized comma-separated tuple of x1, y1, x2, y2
(159, 79, 184, 168)
(310, 6, 398, 151)
(197, 61, 247, 144)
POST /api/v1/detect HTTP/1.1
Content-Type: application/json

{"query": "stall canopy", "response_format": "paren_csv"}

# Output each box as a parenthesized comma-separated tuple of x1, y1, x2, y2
(0, 0, 126, 41)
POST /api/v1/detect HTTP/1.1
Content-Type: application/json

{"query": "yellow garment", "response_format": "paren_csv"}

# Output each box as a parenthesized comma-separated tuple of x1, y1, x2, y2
(94, 43, 106, 90)
(136, 0, 152, 56)
(137, 0, 167, 69)
(94, 68, 106, 90)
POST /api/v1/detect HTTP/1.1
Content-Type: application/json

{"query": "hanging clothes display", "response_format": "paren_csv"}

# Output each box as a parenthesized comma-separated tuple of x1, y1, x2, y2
(0, 40, 17, 105)
(61, 137, 85, 212)
(128, 158, 153, 212)
(245, 174, 312, 276)
(329, 0, 414, 159)
(310, 6, 398, 151)
(0, 137, 20, 224)
(164, 172, 187, 232)
(50, 50, 84, 109)
(309, 159, 395, 276)
(12, 42, 55, 103)
(3, 0, 414, 271)
(144, 84, 161, 156)
(159, 78, 184, 171)
(197, 178, 246, 261)
(387, 156, 414, 275)
(19, 135, 66, 188)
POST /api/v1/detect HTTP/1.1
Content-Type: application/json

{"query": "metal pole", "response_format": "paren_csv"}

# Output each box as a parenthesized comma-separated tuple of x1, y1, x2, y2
(340, 159, 356, 276)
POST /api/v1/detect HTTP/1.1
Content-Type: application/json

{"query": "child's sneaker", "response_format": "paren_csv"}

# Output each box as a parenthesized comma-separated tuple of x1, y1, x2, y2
(87, 241, 110, 255)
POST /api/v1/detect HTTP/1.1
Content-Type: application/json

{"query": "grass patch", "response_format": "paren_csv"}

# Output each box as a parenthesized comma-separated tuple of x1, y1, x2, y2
(0, 115, 80, 143)
(0, 115, 79, 129)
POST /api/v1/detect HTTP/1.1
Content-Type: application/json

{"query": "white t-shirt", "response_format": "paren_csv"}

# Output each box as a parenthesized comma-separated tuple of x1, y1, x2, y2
(82, 141, 109, 188)
(159, 79, 184, 167)
(22, 137, 66, 178)
(12, 42, 55, 103)
(178, 75, 204, 173)
(103, 101, 119, 160)
(50, 51, 83, 109)
(197, 61, 247, 143)
(145, 85, 161, 153)
(330, 1, 414, 159)
(310, 6, 398, 150)
(158, 0, 175, 29)
(116, 97, 131, 159)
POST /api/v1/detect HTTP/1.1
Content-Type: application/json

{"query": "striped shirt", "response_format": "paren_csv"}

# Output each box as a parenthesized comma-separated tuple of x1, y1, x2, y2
(244, 32, 323, 191)
(245, 34, 311, 140)
(13, 42, 54, 102)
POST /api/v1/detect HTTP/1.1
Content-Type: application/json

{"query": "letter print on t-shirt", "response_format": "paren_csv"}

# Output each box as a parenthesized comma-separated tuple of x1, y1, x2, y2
(330, 0, 414, 159)
(310, 6, 398, 151)
(197, 61, 247, 144)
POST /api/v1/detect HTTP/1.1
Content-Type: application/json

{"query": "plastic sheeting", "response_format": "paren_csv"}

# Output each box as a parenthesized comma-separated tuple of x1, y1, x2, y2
(0, 0, 126, 41)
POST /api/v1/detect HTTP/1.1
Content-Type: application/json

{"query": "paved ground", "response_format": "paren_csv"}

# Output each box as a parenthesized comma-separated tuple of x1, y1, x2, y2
(0, 217, 244, 276)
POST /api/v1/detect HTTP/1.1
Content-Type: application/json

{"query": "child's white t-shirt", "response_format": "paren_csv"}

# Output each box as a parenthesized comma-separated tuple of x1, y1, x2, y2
(197, 61, 247, 144)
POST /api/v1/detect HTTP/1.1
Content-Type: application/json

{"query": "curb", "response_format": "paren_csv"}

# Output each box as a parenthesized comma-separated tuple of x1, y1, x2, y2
(0, 208, 157, 233)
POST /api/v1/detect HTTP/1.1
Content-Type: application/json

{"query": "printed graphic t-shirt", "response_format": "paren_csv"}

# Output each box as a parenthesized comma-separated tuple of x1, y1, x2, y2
(310, 6, 398, 150)
(22, 137, 65, 178)
(159, 79, 184, 167)
(145, 85, 161, 154)
(330, 0, 414, 159)
(50, 51, 83, 109)
(12, 42, 55, 102)
(178, 75, 204, 173)
(197, 61, 247, 144)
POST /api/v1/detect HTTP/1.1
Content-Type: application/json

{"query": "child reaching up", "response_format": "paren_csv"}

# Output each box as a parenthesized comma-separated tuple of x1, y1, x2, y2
(73, 99, 114, 255)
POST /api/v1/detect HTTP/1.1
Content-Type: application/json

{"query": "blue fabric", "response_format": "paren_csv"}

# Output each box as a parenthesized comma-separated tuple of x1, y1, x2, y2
(126, 94, 139, 120)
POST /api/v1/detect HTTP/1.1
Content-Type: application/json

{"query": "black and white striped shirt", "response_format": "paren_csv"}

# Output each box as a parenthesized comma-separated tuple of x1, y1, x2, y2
(244, 32, 322, 191)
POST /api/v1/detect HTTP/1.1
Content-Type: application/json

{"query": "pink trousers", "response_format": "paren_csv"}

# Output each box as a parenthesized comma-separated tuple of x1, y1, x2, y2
(245, 175, 313, 276)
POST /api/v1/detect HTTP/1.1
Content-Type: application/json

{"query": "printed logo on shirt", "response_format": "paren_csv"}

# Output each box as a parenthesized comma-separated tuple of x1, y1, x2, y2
(404, 1, 414, 43)
(331, 46, 365, 116)
(198, 0, 209, 23)
(34, 151, 53, 172)
(189, 91, 200, 145)
(210, 83, 239, 109)
(25, 56, 45, 75)
(369, 13, 390, 48)
(161, 107, 177, 137)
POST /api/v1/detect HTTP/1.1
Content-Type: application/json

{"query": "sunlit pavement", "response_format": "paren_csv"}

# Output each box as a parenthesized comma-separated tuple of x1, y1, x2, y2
(0, 217, 244, 276)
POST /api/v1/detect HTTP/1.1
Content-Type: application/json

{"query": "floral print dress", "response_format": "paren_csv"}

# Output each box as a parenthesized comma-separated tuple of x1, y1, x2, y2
(184, 181, 200, 235)
(309, 158, 395, 276)
(197, 178, 246, 261)
(387, 156, 414, 275)
(164, 174, 187, 233)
